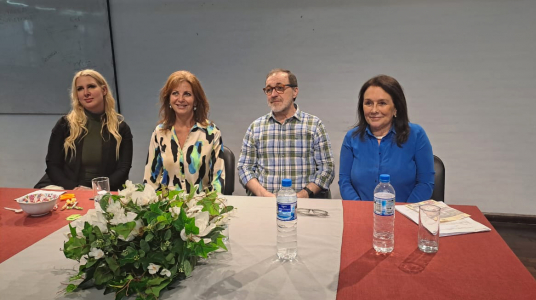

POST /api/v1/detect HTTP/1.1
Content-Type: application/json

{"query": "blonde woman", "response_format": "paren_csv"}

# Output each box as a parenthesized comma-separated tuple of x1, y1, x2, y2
(143, 70, 225, 194)
(35, 69, 133, 191)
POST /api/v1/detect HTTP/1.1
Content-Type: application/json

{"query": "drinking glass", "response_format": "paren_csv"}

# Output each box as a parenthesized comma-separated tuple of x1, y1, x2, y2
(418, 204, 441, 253)
(91, 177, 110, 204)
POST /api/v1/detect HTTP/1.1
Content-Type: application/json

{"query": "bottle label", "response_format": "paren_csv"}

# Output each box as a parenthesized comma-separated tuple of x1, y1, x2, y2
(374, 197, 395, 216)
(277, 202, 297, 221)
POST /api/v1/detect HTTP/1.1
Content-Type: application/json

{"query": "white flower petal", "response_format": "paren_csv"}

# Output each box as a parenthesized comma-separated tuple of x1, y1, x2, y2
(160, 268, 171, 277)
(88, 248, 104, 259)
(148, 263, 160, 274)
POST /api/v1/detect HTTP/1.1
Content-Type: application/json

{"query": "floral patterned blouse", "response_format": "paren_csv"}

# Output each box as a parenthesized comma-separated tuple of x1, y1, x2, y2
(143, 121, 225, 194)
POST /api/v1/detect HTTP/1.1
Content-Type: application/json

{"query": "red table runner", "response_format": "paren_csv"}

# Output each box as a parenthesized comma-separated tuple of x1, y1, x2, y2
(337, 201, 536, 300)
(0, 188, 94, 263)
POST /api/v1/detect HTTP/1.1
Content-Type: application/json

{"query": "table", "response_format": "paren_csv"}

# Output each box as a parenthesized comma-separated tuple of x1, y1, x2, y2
(1, 188, 535, 299)
(338, 201, 536, 299)
(0, 188, 94, 263)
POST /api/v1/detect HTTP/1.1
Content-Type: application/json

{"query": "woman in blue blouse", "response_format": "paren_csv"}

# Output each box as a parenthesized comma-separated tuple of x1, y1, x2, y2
(339, 75, 434, 203)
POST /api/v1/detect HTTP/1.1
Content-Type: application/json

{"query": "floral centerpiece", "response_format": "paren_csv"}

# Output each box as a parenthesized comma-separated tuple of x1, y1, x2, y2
(62, 181, 234, 300)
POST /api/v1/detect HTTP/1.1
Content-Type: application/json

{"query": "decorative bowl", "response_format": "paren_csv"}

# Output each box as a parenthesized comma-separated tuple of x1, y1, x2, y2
(16, 193, 59, 216)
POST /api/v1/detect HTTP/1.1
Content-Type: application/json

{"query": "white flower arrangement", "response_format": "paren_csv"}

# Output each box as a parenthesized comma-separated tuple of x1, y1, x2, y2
(63, 181, 235, 299)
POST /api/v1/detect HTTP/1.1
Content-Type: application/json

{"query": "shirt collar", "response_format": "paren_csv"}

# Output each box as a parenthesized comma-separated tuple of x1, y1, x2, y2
(268, 103, 302, 123)
(365, 124, 396, 138)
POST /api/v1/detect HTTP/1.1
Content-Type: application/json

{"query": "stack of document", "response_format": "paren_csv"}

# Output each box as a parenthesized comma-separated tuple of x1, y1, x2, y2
(395, 200, 491, 237)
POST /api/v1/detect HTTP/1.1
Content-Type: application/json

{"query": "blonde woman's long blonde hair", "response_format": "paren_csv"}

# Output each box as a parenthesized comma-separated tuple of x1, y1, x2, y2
(64, 69, 123, 160)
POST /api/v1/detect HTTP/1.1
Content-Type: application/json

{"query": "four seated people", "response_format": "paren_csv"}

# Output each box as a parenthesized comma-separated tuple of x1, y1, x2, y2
(34, 69, 435, 200)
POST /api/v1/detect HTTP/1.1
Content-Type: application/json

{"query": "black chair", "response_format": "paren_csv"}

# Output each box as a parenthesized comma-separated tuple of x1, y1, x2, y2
(431, 155, 445, 202)
(222, 146, 235, 195)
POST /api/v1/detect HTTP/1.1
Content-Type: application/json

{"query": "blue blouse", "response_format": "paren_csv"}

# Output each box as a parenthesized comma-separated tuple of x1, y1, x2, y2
(338, 123, 434, 203)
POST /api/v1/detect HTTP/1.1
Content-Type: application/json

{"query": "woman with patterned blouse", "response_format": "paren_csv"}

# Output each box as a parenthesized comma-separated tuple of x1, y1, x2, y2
(143, 71, 225, 194)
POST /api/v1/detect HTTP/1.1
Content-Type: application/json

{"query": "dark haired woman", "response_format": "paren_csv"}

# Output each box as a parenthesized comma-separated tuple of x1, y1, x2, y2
(339, 75, 434, 203)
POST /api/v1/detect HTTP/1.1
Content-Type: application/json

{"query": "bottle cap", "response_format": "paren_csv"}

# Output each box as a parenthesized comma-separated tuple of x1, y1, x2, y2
(379, 174, 390, 183)
(282, 178, 292, 187)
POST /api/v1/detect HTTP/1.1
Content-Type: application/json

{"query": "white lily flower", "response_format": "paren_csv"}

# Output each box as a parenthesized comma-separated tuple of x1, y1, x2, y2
(118, 180, 137, 204)
(109, 205, 135, 226)
(180, 211, 216, 242)
(147, 263, 160, 275)
(186, 205, 204, 218)
(180, 228, 188, 241)
(107, 200, 125, 217)
(160, 268, 171, 277)
(196, 211, 216, 236)
(132, 186, 157, 206)
(70, 209, 108, 234)
(169, 206, 181, 218)
(88, 248, 104, 259)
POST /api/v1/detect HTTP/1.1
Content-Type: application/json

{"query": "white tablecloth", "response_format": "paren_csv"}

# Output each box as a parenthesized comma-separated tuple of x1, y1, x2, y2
(0, 196, 343, 300)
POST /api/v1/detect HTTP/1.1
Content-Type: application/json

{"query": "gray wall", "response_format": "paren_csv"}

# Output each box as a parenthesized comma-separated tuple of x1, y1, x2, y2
(1, 0, 535, 215)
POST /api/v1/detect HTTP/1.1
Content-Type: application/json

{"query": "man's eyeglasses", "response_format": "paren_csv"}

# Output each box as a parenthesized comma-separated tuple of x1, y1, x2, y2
(262, 84, 296, 95)
(296, 208, 329, 217)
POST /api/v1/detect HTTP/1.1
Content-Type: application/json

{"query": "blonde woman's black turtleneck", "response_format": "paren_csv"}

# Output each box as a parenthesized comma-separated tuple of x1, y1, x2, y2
(80, 110, 104, 187)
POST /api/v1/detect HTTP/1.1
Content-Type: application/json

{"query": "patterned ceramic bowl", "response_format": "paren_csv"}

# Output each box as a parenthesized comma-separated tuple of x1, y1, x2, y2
(16, 193, 58, 216)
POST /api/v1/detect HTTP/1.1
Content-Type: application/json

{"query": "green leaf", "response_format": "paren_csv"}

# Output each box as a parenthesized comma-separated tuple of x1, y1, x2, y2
(188, 185, 198, 200)
(105, 257, 120, 276)
(145, 279, 170, 298)
(146, 277, 167, 286)
(94, 264, 114, 286)
(216, 236, 228, 251)
(165, 252, 174, 262)
(156, 222, 166, 230)
(169, 200, 183, 208)
(185, 218, 199, 235)
(200, 198, 220, 216)
(149, 203, 164, 214)
(111, 221, 136, 240)
(164, 229, 172, 241)
(65, 284, 77, 293)
(69, 273, 83, 282)
(143, 211, 160, 224)
(145, 232, 154, 242)
(63, 237, 88, 260)
(99, 196, 110, 212)
(68, 224, 77, 238)
(93, 224, 104, 239)
(140, 239, 150, 252)
(172, 215, 186, 232)
(157, 215, 168, 224)
(84, 258, 99, 270)
(183, 260, 192, 277)
(220, 205, 234, 214)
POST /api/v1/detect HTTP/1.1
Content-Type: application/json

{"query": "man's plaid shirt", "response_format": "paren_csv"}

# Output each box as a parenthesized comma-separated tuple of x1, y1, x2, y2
(237, 105, 335, 194)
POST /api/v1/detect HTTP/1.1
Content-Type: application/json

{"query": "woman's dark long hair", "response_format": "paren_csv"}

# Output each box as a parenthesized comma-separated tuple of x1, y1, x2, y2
(352, 75, 410, 147)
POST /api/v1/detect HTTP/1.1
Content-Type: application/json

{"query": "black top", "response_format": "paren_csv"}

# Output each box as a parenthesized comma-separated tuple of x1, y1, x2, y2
(38, 114, 133, 191)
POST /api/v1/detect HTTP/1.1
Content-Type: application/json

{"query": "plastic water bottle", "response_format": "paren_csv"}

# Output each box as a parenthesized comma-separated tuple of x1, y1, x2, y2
(277, 178, 298, 260)
(373, 174, 396, 253)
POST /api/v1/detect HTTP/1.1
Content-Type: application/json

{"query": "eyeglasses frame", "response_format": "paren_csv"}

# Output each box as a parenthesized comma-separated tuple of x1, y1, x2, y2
(262, 84, 297, 95)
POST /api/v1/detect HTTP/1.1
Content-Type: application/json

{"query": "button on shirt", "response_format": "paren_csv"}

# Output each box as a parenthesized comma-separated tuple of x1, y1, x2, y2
(238, 104, 335, 194)
(338, 123, 434, 203)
